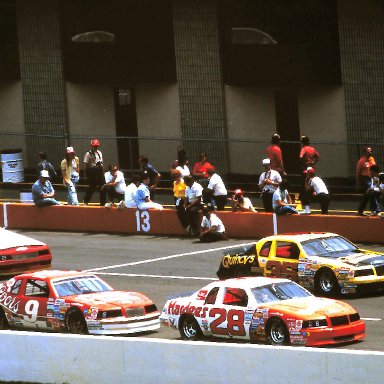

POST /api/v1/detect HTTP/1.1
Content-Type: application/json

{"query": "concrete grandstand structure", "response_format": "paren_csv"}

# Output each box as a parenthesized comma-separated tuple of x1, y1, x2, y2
(0, 0, 383, 181)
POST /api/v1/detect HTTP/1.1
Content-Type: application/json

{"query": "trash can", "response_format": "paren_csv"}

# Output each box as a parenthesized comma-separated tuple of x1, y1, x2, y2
(20, 189, 33, 204)
(1, 149, 24, 182)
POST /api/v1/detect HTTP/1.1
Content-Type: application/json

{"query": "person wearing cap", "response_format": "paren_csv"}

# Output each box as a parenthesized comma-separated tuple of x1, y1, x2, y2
(231, 189, 257, 212)
(61, 146, 80, 206)
(31, 170, 60, 207)
(83, 138, 105, 206)
(304, 167, 330, 214)
(200, 206, 228, 243)
(258, 158, 282, 212)
(272, 179, 299, 215)
(206, 167, 228, 211)
(265, 133, 286, 176)
(102, 164, 127, 208)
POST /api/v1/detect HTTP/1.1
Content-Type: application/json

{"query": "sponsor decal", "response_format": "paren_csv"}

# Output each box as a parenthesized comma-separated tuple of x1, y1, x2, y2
(221, 254, 255, 269)
(0, 283, 20, 313)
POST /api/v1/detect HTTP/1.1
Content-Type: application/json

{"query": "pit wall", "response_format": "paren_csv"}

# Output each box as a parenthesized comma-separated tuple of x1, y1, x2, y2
(0, 330, 383, 384)
(0, 203, 382, 243)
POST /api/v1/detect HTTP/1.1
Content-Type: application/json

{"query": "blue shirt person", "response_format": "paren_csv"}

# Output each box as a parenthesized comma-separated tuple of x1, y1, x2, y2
(32, 170, 61, 207)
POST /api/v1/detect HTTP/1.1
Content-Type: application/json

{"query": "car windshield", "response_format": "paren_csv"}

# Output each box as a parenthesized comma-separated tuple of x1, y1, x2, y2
(251, 282, 311, 304)
(53, 276, 112, 297)
(301, 236, 358, 257)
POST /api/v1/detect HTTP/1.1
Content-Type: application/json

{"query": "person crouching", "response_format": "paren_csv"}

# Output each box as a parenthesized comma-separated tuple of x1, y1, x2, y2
(200, 206, 228, 243)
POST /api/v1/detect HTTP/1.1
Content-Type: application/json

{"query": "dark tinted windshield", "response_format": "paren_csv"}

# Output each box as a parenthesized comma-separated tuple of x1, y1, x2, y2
(302, 236, 357, 257)
(251, 282, 311, 304)
(53, 276, 112, 297)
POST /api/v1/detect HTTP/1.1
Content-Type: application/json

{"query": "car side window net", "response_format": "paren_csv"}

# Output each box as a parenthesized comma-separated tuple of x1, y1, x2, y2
(25, 280, 50, 297)
(205, 287, 219, 305)
(259, 241, 272, 257)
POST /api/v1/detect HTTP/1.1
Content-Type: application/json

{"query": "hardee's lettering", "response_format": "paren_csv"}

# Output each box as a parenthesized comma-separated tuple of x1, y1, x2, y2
(167, 301, 209, 318)
(221, 254, 255, 268)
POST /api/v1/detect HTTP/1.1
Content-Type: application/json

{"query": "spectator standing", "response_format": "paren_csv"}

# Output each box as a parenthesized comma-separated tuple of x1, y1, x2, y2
(303, 167, 330, 214)
(60, 146, 80, 206)
(299, 135, 320, 170)
(37, 152, 57, 180)
(102, 165, 127, 207)
(356, 147, 376, 216)
(192, 153, 213, 187)
(200, 206, 228, 243)
(32, 170, 60, 207)
(363, 165, 382, 216)
(258, 158, 282, 212)
(206, 167, 228, 211)
(378, 173, 384, 216)
(135, 174, 163, 210)
(172, 169, 189, 231)
(139, 156, 161, 200)
(83, 138, 105, 206)
(272, 179, 299, 215)
(184, 175, 203, 236)
(176, 157, 190, 178)
(231, 189, 257, 212)
(266, 133, 286, 175)
(120, 174, 141, 209)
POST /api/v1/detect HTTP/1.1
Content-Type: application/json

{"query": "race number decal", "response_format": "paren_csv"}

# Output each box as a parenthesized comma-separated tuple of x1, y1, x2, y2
(135, 210, 151, 232)
(265, 260, 298, 282)
(209, 308, 246, 336)
(23, 300, 39, 322)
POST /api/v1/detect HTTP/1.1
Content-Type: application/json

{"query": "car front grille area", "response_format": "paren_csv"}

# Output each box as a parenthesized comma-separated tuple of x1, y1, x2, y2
(145, 304, 158, 314)
(96, 305, 159, 319)
(354, 265, 384, 277)
(330, 313, 360, 327)
(97, 310, 123, 319)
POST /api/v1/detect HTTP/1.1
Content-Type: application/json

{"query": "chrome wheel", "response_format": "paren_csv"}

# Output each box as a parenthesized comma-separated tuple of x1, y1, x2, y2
(66, 309, 88, 334)
(180, 317, 201, 340)
(268, 319, 289, 346)
(316, 269, 339, 296)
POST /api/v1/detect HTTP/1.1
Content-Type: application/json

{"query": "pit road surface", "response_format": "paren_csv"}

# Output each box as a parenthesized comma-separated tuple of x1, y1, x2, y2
(7, 230, 384, 351)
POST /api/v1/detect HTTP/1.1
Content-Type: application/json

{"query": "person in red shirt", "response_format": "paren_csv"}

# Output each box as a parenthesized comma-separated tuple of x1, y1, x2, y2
(299, 135, 320, 171)
(265, 133, 286, 176)
(356, 147, 377, 215)
(192, 153, 213, 187)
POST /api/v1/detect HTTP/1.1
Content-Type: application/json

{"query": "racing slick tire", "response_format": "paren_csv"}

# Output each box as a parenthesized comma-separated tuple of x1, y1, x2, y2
(179, 315, 202, 341)
(65, 307, 89, 334)
(266, 318, 290, 346)
(315, 268, 340, 297)
(0, 307, 9, 329)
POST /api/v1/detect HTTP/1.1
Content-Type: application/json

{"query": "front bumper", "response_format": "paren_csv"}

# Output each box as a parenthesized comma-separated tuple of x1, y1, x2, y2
(86, 314, 160, 335)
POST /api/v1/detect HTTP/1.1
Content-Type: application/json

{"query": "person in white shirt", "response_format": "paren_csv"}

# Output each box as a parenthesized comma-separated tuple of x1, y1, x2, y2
(304, 167, 330, 214)
(258, 158, 282, 212)
(184, 175, 203, 236)
(231, 189, 257, 212)
(207, 167, 228, 210)
(118, 174, 141, 209)
(200, 206, 228, 242)
(102, 165, 127, 207)
(272, 179, 299, 215)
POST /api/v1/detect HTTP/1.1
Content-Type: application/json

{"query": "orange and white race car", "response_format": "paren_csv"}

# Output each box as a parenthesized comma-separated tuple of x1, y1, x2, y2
(217, 232, 384, 296)
(0, 270, 160, 335)
(160, 276, 365, 346)
(0, 228, 52, 277)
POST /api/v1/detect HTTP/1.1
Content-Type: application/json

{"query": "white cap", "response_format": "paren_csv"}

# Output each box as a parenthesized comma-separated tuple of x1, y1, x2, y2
(262, 158, 271, 165)
(66, 146, 75, 154)
(40, 170, 50, 178)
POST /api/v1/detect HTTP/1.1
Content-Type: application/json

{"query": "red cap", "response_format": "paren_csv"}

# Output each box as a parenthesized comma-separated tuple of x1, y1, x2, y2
(91, 138, 100, 146)
(306, 167, 315, 175)
(234, 189, 243, 196)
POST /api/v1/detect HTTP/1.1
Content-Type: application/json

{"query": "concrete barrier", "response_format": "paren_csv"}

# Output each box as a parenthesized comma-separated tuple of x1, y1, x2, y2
(0, 203, 382, 243)
(0, 330, 383, 384)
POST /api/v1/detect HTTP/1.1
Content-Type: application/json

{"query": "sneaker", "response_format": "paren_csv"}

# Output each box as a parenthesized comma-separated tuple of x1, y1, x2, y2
(378, 212, 384, 218)
(105, 202, 113, 208)
(357, 211, 368, 216)
(370, 211, 379, 216)
(117, 201, 125, 210)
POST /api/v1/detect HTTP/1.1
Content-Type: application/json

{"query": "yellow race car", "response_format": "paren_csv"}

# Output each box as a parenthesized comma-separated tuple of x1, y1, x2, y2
(217, 232, 384, 296)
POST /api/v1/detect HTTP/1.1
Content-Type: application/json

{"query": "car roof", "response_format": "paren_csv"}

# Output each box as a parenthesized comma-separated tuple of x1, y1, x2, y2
(261, 232, 340, 243)
(207, 276, 291, 290)
(0, 228, 46, 250)
(15, 270, 92, 280)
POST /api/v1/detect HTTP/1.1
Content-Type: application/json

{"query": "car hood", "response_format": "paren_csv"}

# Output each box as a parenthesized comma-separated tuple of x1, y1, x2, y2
(65, 290, 153, 308)
(0, 229, 45, 250)
(309, 252, 384, 268)
(263, 297, 354, 317)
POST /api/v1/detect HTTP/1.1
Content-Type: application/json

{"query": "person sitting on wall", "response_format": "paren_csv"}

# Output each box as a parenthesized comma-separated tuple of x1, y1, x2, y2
(272, 179, 299, 215)
(102, 164, 127, 208)
(200, 205, 228, 243)
(32, 170, 61, 207)
(231, 189, 257, 212)
(134, 173, 164, 210)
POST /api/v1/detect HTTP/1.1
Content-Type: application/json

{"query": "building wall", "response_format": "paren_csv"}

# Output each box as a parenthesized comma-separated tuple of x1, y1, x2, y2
(0, 81, 26, 153)
(225, 86, 276, 175)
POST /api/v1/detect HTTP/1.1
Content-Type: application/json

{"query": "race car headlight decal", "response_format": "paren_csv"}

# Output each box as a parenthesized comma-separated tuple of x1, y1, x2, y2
(354, 268, 374, 278)
(302, 319, 327, 328)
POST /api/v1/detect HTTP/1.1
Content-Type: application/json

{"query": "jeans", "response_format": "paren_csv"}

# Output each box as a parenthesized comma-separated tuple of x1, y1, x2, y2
(34, 198, 60, 207)
(67, 181, 78, 206)
(274, 206, 299, 215)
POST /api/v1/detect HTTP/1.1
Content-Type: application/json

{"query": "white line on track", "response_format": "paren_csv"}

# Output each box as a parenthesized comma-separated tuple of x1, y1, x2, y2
(361, 318, 382, 321)
(83, 241, 255, 273)
(93, 272, 217, 281)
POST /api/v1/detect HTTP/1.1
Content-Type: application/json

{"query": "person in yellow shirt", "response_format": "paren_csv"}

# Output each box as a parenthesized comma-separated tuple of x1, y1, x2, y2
(172, 169, 189, 232)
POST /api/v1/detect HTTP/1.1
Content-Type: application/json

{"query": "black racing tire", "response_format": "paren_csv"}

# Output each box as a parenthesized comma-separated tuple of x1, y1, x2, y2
(315, 268, 340, 297)
(65, 308, 88, 334)
(267, 318, 290, 346)
(179, 315, 202, 341)
(0, 307, 9, 330)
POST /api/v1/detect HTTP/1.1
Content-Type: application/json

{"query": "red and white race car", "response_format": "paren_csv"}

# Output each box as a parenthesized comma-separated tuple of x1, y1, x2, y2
(0, 270, 160, 335)
(160, 276, 365, 347)
(0, 229, 52, 277)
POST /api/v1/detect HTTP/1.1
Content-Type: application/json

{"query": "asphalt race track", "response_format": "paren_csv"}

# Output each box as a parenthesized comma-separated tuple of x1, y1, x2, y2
(4, 230, 384, 351)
